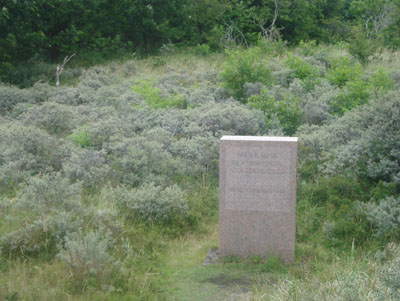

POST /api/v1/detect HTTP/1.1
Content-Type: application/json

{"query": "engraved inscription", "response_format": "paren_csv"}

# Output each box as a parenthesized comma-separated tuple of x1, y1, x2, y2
(226, 147, 292, 175)
(225, 187, 290, 211)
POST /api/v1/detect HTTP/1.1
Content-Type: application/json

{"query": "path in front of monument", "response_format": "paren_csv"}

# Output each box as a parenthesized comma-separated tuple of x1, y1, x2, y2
(161, 224, 288, 300)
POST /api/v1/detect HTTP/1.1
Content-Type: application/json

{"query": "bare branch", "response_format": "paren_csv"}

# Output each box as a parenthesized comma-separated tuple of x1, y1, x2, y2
(219, 21, 248, 49)
(56, 54, 75, 87)
(253, 0, 281, 42)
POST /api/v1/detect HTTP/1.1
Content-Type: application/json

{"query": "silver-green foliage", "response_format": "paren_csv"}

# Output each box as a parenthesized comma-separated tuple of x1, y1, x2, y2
(57, 230, 116, 277)
(0, 174, 82, 256)
(0, 85, 34, 112)
(0, 121, 64, 191)
(301, 91, 400, 184)
(1, 211, 81, 257)
(17, 173, 82, 214)
(104, 183, 188, 223)
(365, 197, 400, 238)
(18, 102, 76, 135)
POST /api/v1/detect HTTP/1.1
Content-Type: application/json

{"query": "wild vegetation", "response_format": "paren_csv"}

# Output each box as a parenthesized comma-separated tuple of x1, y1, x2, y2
(1, 0, 400, 297)
(2, 0, 400, 85)
(0, 40, 399, 299)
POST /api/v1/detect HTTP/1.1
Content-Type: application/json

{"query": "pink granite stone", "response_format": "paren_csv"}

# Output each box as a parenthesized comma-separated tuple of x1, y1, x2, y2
(219, 136, 298, 263)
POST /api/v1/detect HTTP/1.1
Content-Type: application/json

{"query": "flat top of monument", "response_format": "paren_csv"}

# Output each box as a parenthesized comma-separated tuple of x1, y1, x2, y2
(221, 135, 298, 142)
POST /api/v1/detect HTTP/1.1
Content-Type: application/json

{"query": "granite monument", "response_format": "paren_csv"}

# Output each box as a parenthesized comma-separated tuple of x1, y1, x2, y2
(219, 136, 298, 263)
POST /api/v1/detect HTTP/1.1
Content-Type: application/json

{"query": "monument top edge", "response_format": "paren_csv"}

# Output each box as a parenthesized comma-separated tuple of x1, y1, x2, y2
(220, 135, 298, 142)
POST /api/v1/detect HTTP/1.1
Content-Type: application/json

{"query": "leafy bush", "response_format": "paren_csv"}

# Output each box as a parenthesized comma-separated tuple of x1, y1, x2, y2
(365, 196, 400, 239)
(0, 211, 81, 258)
(63, 148, 110, 188)
(331, 78, 370, 115)
(369, 67, 395, 92)
(57, 231, 117, 281)
(0, 122, 64, 191)
(18, 102, 76, 135)
(0, 85, 34, 113)
(191, 44, 211, 56)
(348, 29, 377, 65)
(248, 88, 301, 135)
(325, 56, 362, 88)
(17, 173, 82, 214)
(301, 91, 400, 185)
(106, 183, 188, 224)
(286, 54, 320, 90)
(286, 54, 319, 81)
(220, 47, 272, 102)
(132, 79, 186, 109)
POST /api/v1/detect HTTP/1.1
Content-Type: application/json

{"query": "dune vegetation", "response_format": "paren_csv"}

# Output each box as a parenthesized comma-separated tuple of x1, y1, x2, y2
(0, 39, 399, 300)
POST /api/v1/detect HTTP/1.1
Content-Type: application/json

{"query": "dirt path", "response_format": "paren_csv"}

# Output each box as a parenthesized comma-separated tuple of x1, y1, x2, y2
(161, 225, 280, 301)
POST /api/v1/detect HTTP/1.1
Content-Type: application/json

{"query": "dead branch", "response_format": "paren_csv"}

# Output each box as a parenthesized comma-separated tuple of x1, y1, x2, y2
(220, 21, 248, 49)
(253, 0, 281, 41)
(56, 54, 75, 87)
(363, 3, 394, 39)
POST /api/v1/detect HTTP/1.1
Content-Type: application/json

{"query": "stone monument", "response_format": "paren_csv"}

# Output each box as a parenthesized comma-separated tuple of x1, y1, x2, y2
(219, 136, 298, 263)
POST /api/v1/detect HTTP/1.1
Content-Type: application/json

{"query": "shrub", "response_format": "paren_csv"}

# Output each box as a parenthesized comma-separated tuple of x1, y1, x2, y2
(220, 47, 272, 102)
(286, 54, 319, 81)
(286, 54, 320, 91)
(17, 173, 82, 214)
(301, 80, 338, 125)
(348, 28, 378, 65)
(325, 56, 362, 88)
(0, 85, 34, 113)
(18, 102, 76, 135)
(0, 211, 81, 258)
(301, 91, 400, 185)
(132, 79, 186, 109)
(369, 67, 395, 93)
(63, 148, 110, 188)
(106, 136, 181, 187)
(57, 231, 117, 282)
(0, 122, 64, 190)
(69, 128, 93, 148)
(191, 44, 211, 56)
(68, 116, 133, 150)
(192, 102, 271, 137)
(248, 88, 301, 135)
(365, 196, 400, 239)
(331, 78, 370, 115)
(107, 183, 188, 224)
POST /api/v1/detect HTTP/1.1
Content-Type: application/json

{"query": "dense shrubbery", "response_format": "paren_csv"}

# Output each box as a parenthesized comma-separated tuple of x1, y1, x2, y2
(0, 43, 399, 298)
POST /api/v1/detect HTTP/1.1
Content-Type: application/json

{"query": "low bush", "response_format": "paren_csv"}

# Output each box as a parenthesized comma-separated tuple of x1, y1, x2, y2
(365, 196, 400, 239)
(286, 54, 320, 91)
(18, 102, 76, 135)
(105, 183, 188, 224)
(17, 173, 81, 214)
(63, 148, 110, 188)
(132, 79, 186, 109)
(301, 91, 400, 186)
(57, 230, 117, 289)
(0, 85, 34, 113)
(220, 47, 272, 102)
(1, 211, 81, 258)
(325, 56, 362, 88)
(248, 88, 301, 135)
(0, 122, 64, 192)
